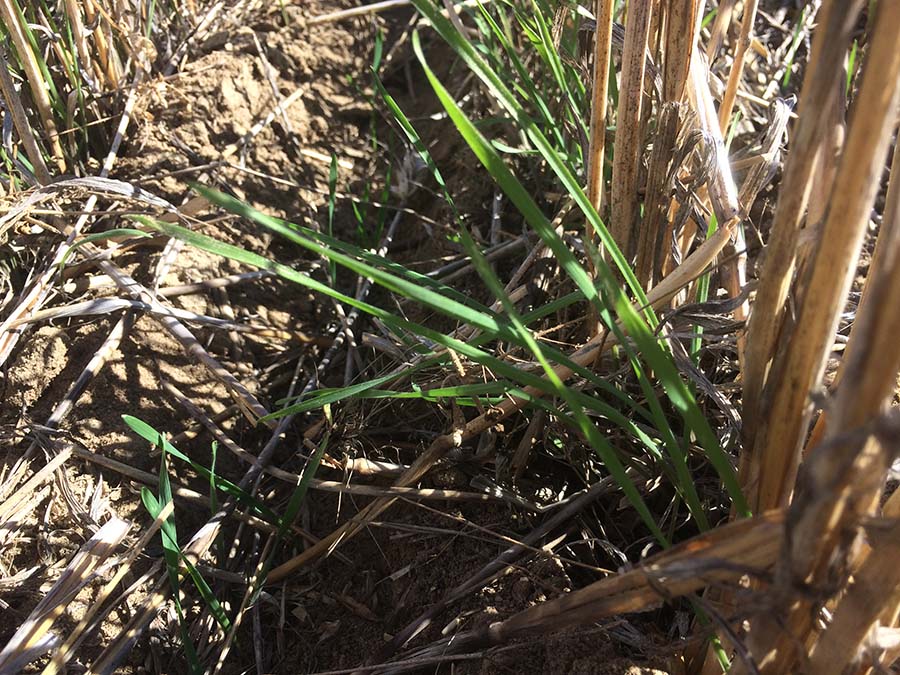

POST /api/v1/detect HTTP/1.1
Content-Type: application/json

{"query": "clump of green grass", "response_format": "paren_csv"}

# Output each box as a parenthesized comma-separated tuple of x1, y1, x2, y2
(126, 414, 328, 670)
(140, 0, 746, 562)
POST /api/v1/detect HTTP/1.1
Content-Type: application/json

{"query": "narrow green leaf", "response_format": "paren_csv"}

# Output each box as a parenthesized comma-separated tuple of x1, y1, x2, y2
(413, 34, 666, 544)
(123, 415, 279, 523)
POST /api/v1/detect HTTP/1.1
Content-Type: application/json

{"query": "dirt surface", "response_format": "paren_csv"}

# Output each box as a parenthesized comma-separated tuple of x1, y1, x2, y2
(0, 2, 672, 673)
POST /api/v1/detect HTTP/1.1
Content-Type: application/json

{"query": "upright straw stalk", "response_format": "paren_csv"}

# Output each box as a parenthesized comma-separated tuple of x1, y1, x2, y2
(0, 0, 174, 182)
(0, 0, 67, 174)
(585, 0, 614, 216)
(744, 1, 899, 515)
(610, 0, 654, 258)
(734, 2, 900, 671)
(714, 0, 758, 368)
(82, 0, 122, 89)
(738, 0, 864, 507)
(584, 0, 615, 338)
(632, 0, 698, 289)
(785, 106, 900, 675)
(716, 0, 758, 131)
(661, 0, 698, 104)
(0, 50, 52, 184)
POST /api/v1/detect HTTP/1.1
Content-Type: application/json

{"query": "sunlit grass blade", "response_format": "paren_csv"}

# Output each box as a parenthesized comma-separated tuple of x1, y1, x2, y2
(412, 29, 743, 523)
(526, 0, 587, 146)
(411, 32, 672, 541)
(410, 0, 651, 312)
(141, 465, 202, 674)
(123, 415, 279, 524)
(276, 426, 329, 541)
(261, 364, 431, 421)
(185, 184, 483, 310)
(471, 4, 566, 150)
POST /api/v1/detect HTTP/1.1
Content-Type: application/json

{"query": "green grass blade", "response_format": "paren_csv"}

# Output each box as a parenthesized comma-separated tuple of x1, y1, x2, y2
(186, 185, 484, 312)
(141, 478, 202, 674)
(277, 428, 328, 540)
(473, 3, 565, 150)
(412, 37, 666, 543)
(262, 364, 430, 420)
(527, 0, 587, 143)
(408, 13, 748, 517)
(123, 415, 280, 524)
(374, 59, 667, 461)
(410, 0, 651, 313)
(611, 290, 749, 516)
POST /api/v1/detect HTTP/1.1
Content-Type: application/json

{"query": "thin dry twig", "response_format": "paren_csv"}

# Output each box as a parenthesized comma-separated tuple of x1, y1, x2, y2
(395, 510, 784, 659)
